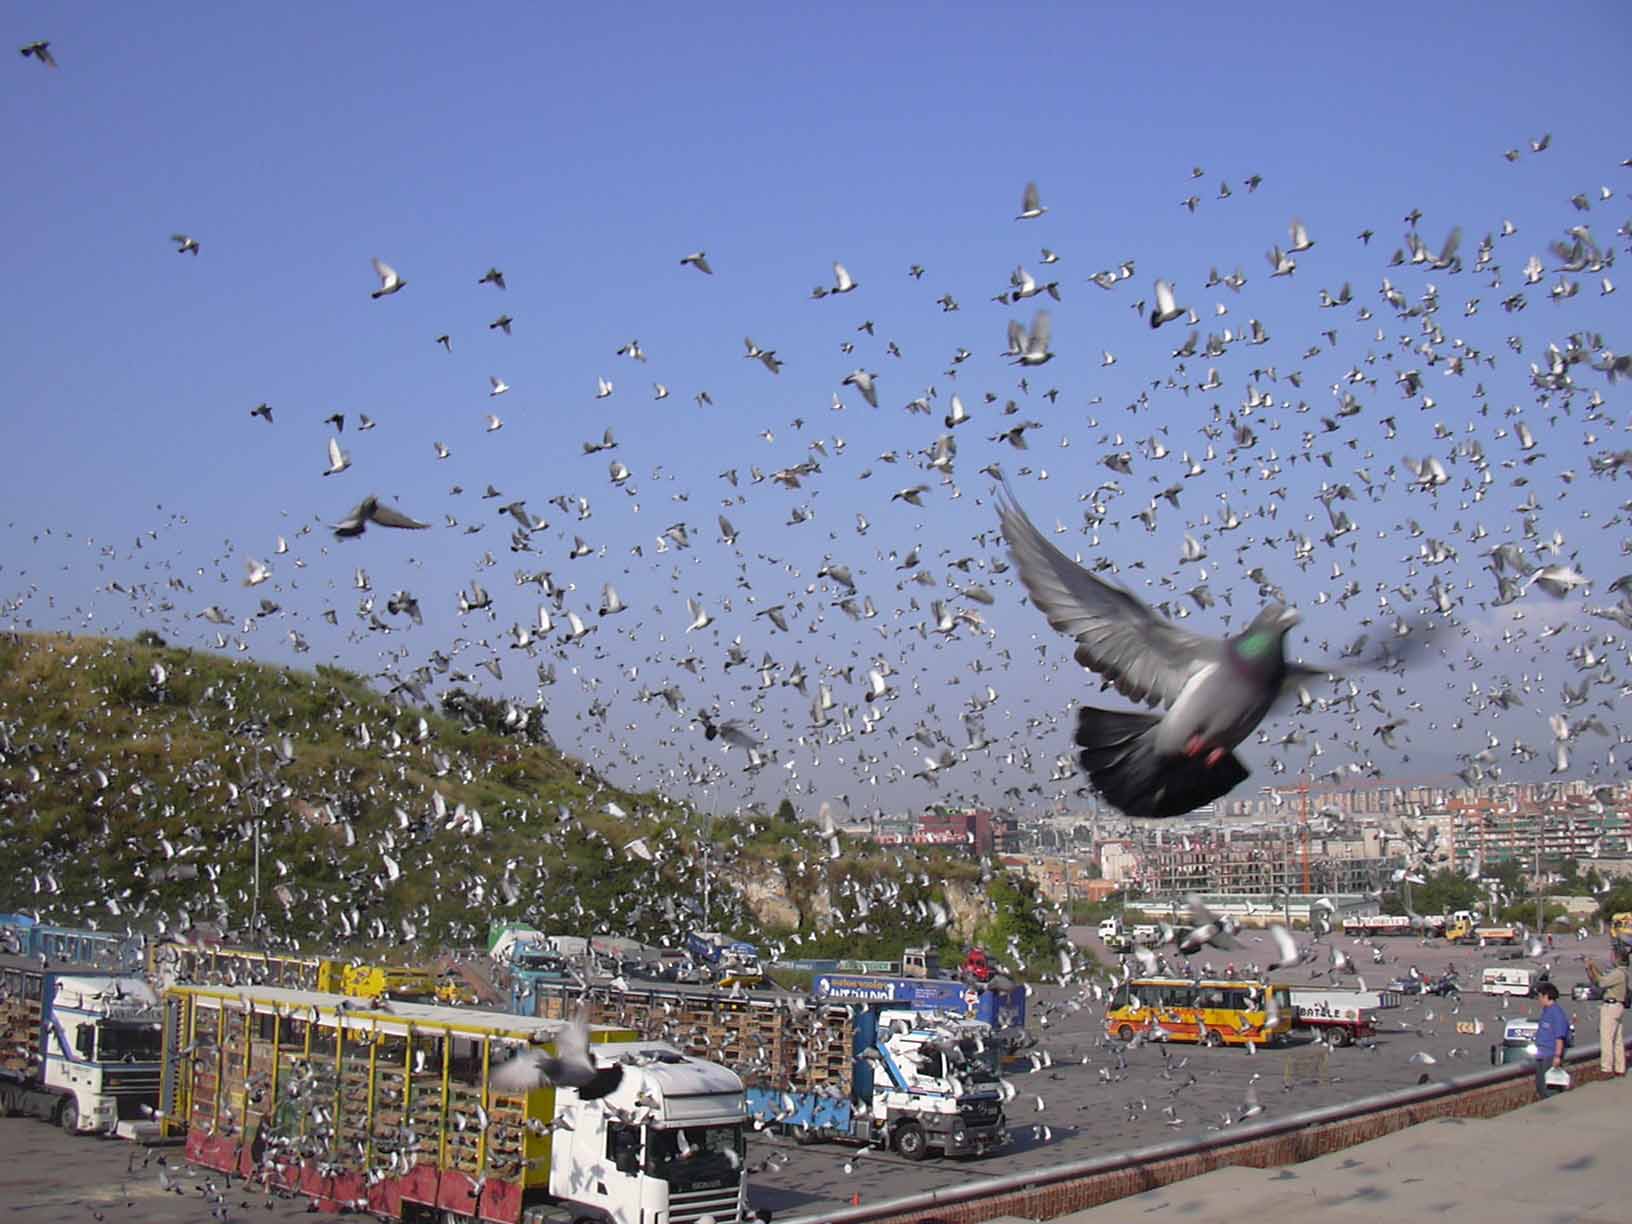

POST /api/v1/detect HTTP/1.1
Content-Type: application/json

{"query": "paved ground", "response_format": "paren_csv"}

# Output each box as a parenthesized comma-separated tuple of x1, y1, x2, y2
(1055, 1071, 1630, 1224)
(751, 932, 1605, 1220)
(1, 932, 1612, 1224)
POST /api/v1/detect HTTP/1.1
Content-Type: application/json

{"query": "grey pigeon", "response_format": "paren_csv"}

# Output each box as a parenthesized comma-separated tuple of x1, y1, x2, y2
(332, 495, 431, 539)
(490, 1009, 624, 1100)
(998, 488, 1309, 819)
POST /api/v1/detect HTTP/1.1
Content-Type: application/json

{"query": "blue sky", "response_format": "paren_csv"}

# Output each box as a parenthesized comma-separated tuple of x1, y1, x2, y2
(4, 2, 1630, 822)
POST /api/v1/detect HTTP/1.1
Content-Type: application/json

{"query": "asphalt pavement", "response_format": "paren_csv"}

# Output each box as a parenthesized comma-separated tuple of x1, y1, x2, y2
(747, 932, 1605, 1220)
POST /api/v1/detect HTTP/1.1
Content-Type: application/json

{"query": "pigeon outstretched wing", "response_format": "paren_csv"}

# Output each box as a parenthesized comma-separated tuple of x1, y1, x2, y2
(997, 488, 1219, 708)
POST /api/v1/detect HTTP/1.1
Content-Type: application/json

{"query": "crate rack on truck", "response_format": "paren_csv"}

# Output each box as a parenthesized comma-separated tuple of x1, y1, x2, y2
(159, 984, 749, 1224)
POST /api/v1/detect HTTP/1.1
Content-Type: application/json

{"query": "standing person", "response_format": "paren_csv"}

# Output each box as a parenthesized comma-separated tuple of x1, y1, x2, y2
(1531, 981, 1572, 1099)
(1586, 946, 1629, 1077)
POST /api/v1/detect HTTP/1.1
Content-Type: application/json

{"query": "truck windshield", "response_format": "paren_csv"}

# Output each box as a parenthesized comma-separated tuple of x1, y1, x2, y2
(953, 1039, 1000, 1083)
(644, 1123, 744, 1189)
(98, 1021, 162, 1062)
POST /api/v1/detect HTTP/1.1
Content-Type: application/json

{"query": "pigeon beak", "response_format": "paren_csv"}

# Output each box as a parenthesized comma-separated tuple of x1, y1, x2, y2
(1278, 607, 1301, 628)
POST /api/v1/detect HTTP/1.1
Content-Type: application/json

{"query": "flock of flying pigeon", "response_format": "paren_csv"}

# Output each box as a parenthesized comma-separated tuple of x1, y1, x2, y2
(9, 37, 1632, 850)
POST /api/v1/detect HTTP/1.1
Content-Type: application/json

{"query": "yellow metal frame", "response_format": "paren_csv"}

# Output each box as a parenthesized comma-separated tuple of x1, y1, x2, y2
(160, 982, 640, 1192)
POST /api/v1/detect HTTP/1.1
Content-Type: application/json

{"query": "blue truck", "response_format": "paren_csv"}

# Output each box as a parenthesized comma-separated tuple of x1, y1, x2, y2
(811, 971, 1029, 1048)
(0, 914, 145, 973)
(745, 1005, 1008, 1159)
(685, 931, 761, 976)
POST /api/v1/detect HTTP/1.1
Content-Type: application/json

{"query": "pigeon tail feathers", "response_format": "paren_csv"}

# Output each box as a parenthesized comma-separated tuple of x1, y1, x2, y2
(1074, 706, 1248, 819)
(577, 1063, 625, 1101)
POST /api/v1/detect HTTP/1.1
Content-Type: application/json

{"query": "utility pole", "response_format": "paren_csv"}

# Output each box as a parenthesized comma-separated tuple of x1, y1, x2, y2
(701, 809, 711, 928)
(1535, 815, 1544, 935)
(249, 744, 263, 943)
(1300, 777, 1312, 895)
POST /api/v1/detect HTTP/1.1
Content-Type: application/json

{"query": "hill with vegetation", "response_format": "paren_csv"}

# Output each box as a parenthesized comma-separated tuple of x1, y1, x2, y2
(0, 633, 1067, 972)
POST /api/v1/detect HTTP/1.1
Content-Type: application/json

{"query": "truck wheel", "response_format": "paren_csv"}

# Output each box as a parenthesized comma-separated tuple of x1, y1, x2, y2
(1117, 1025, 1134, 1042)
(1202, 1031, 1222, 1049)
(1328, 1026, 1352, 1048)
(58, 1099, 79, 1134)
(893, 1121, 929, 1161)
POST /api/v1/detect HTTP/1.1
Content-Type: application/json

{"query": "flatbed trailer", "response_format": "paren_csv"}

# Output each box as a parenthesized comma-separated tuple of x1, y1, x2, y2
(159, 983, 748, 1224)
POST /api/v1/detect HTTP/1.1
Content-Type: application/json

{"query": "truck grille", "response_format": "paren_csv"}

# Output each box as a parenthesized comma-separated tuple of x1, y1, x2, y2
(103, 1069, 161, 1093)
(958, 1099, 1002, 1126)
(104, 1069, 161, 1119)
(668, 1180, 742, 1224)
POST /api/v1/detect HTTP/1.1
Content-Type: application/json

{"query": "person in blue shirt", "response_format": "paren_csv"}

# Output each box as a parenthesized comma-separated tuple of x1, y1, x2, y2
(1532, 980, 1572, 1098)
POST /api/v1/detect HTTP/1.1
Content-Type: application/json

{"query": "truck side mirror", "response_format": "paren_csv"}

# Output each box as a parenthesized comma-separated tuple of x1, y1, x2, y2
(75, 1025, 94, 1058)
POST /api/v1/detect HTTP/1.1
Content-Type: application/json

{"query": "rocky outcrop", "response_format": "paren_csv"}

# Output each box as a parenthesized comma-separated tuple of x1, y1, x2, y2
(728, 854, 989, 941)
(729, 857, 832, 929)
(944, 878, 993, 942)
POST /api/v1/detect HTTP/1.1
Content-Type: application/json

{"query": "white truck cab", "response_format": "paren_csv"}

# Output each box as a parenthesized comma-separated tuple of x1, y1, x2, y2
(1482, 967, 1539, 997)
(575, 1042, 748, 1224)
(0, 967, 163, 1138)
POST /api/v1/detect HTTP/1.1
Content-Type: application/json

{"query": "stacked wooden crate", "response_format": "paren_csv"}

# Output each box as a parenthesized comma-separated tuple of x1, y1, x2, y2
(0, 982, 42, 1076)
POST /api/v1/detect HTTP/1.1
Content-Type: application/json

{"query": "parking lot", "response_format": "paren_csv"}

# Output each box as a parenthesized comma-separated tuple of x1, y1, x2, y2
(1, 932, 1611, 1224)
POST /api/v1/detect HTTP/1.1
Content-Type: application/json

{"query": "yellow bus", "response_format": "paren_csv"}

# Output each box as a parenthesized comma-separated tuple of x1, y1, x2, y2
(1104, 978, 1292, 1047)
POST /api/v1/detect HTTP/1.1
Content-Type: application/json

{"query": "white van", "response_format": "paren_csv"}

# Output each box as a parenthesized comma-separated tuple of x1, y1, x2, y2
(1482, 967, 1538, 997)
(1098, 918, 1124, 940)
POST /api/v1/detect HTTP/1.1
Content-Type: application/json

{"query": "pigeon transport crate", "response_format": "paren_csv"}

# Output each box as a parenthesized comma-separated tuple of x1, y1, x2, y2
(523, 979, 857, 1094)
(158, 984, 641, 1223)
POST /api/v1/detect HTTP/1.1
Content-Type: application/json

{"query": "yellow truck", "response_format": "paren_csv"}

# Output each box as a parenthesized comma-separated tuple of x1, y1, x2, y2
(1611, 912, 1632, 940)
(159, 983, 749, 1224)
(1445, 920, 1520, 946)
(150, 942, 474, 1006)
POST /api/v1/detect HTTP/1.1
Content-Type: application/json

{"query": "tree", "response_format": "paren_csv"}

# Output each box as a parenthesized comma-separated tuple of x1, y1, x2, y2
(1598, 883, 1632, 924)
(1487, 858, 1525, 895)
(1414, 869, 1481, 917)
(976, 871, 1060, 977)
(774, 798, 799, 825)
(1499, 900, 1570, 927)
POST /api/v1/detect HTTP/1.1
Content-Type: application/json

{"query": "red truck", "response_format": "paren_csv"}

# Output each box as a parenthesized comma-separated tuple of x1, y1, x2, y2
(962, 946, 996, 983)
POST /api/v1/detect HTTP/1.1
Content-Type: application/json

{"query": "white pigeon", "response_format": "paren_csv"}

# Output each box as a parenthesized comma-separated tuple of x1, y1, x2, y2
(1011, 311, 1053, 366)
(323, 437, 350, 476)
(1149, 279, 1185, 328)
(489, 375, 509, 397)
(370, 257, 405, 298)
(1016, 180, 1047, 220)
